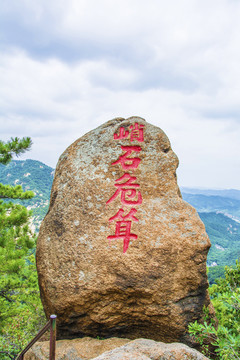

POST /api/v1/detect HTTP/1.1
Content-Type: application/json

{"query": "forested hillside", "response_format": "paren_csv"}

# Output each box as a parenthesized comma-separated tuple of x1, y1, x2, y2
(182, 189, 240, 283)
(199, 212, 240, 266)
(181, 190, 240, 267)
(0, 159, 54, 231)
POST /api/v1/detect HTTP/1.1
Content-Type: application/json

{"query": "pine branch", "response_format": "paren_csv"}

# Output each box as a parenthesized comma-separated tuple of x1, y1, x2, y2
(0, 184, 34, 200)
(0, 290, 15, 303)
(0, 137, 32, 165)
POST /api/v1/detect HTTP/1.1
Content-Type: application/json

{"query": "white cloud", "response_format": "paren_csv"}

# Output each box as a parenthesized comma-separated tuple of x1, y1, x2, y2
(0, 0, 240, 188)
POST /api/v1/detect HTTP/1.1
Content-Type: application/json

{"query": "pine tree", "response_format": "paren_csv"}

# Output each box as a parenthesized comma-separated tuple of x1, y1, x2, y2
(0, 137, 34, 305)
(0, 137, 45, 359)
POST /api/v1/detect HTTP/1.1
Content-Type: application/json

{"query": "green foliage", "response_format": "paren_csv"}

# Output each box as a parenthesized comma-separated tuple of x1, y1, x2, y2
(189, 260, 240, 359)
(0, 137, 32, 165)
(208, 266, 225, 285)
(0, 183, 34, 200)
(0, 196, 35, 308)
(0, 255, 45, 360)
(0, 138, 46, 359)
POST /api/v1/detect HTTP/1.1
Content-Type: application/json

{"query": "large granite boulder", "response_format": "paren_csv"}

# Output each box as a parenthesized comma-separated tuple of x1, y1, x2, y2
(36, 116, 214, 344)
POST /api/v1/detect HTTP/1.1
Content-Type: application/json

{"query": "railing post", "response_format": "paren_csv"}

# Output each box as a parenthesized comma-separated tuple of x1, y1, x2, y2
(49, 315, 57, 360)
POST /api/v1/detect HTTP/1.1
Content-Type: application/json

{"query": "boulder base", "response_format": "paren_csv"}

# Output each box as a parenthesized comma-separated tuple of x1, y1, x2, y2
(24, 338, 209, 360)
(36, 116, 214, 344)
(93, 339, 210, 360)
(24, 337, 130, 360)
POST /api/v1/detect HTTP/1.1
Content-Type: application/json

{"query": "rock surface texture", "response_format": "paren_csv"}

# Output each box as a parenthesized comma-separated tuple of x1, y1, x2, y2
(24, 338, 209, 360)
(93, 339, 210, 360)
(36, 116, 214, 344)
(24, 337, 130, 360)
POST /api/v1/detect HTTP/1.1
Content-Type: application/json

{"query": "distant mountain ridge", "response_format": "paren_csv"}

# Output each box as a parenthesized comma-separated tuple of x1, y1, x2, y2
(181, 187, 240, 201)
(181, 193, 240, 222)
(180, 189, 240, 270)
(1, 160, 239, 278)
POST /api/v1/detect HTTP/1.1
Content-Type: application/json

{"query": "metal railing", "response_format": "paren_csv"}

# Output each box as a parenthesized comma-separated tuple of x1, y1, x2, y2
(16, 314, 57, 360)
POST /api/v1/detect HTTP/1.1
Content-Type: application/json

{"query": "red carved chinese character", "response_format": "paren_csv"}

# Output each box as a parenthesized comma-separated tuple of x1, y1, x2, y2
(109, 208, 138, 222)
(114, 127, 129, 140)
(111, 146, 142, 170)
(106, 173, 142, 205)
(108, 208, 138, 253)
(129, 123, 144, 142)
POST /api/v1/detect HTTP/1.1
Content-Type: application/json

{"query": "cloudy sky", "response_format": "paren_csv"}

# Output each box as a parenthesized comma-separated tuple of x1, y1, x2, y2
(1, 0, 240, 189)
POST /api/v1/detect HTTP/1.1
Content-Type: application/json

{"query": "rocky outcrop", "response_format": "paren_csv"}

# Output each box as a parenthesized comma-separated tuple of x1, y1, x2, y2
(93, 339, 210, 360)
(24, 337, 130, 360)
(24, 338, 209, 360)
(36, 116, 214, 344)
